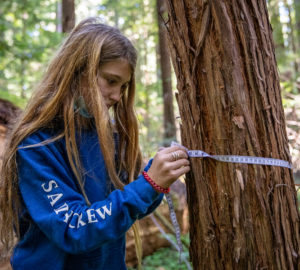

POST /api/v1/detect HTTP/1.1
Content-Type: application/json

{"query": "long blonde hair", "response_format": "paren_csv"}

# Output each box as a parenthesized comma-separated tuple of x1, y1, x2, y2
(0, 17, 143, 267)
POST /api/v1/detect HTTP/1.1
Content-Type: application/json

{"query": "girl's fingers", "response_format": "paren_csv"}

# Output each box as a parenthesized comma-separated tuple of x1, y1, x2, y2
(162, 145, 188, 154)
(175, 165, 191, 177)
(168, 158, 190, 170)
(154, 147, 188, 164)
(150, 145, 190, 187)
(166, 149, 188, 162)
(172, 165, 190, 179)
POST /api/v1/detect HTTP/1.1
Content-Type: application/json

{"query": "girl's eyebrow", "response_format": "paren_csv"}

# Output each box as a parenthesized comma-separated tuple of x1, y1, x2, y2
(101, 72, 131, 83)
(102, 72, 121, 79)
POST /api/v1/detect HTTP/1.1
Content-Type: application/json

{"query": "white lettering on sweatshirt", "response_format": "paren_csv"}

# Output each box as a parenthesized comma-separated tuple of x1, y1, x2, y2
(42, 180, 58, 192)
(47, 193, 63, 206)
(96, 203, 112, 220)
(86, 209, 98, 223)
(54, 202, 69, 214)
(41, 180, 113, 229)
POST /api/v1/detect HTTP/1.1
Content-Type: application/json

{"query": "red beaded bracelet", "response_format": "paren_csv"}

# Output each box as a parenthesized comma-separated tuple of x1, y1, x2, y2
(142, 171, 170, 194)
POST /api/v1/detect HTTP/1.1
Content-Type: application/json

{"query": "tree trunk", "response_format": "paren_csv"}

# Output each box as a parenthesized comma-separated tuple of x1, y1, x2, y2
(165, 1, 300, 269)
(156, 0, 176, 146)
(62, 0, 75, 33)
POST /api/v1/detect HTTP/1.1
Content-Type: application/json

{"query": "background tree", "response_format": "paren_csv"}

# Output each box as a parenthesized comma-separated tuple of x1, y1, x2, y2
(283, 0, 299, 74)
(156, 0, 176, 146)
(62, 0, 75, 33)
(165, 0, 300, 269)
(268, 0, 286, 64)
(296, 0, 300, 45)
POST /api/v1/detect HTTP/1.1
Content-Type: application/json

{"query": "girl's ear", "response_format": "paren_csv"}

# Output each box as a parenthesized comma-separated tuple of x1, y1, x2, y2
(74, 96, 93, 118)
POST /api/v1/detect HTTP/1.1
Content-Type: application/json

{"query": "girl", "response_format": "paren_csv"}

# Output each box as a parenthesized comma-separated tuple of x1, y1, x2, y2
(0, 17, 190, 270)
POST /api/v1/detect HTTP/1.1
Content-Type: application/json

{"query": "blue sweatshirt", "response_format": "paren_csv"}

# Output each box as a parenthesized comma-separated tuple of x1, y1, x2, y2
(12, 128, 163, 270)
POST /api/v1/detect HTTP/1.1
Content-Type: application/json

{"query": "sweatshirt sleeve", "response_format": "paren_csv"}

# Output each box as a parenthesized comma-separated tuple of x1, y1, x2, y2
(137, 158, 164, 220)
(17, 136, 162, 254)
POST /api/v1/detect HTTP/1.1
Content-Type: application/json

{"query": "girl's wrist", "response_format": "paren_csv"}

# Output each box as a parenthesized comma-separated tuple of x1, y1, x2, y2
(142, 171, 170, 194)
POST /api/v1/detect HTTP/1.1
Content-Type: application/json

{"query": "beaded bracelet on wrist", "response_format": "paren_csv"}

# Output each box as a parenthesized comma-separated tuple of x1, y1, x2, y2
(142, 171, 170, 194)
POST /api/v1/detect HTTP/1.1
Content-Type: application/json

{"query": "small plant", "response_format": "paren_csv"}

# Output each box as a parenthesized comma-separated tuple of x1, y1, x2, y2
(128, 234, 191, 270)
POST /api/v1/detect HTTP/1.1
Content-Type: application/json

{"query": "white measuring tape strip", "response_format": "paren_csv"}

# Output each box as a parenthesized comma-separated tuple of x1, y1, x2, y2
(171, 141, 292, 169)
(188, 150, 292, 168)
(167, 141, 293, 262)
(165, 193, 184, 261)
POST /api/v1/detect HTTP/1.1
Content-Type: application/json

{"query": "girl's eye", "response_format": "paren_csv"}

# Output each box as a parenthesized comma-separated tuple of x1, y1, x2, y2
(107, 78, 117, 85)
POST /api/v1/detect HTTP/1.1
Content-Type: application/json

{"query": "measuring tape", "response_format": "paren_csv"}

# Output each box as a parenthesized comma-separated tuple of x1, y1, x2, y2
(171, 141, 292, 169)
(187, 150, 292, 168)
(167, 141, 293, 262)
(165, 193, 183, 261)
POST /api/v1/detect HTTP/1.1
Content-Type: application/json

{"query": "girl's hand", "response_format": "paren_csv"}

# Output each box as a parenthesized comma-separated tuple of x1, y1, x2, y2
(147, 146, 190, 189)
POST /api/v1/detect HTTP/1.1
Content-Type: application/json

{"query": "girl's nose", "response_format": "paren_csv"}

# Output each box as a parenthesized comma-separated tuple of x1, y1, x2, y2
(110, 88, 122, 103)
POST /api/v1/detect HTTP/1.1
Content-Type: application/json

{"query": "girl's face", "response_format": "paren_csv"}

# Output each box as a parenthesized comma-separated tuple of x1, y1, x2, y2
(98, 59, 132, 109)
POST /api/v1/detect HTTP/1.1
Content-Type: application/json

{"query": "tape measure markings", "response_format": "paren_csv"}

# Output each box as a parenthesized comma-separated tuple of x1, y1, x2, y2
(165, 193, 183, 261)
(171, 141, 292, 169)
(187, 151, 292, 169)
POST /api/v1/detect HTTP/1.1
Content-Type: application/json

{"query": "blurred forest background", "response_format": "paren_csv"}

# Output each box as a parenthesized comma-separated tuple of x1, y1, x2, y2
(0, 0, 299, 269)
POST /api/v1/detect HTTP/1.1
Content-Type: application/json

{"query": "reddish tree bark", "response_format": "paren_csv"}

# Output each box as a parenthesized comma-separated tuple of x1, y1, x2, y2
(165, 1, 300, 269)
